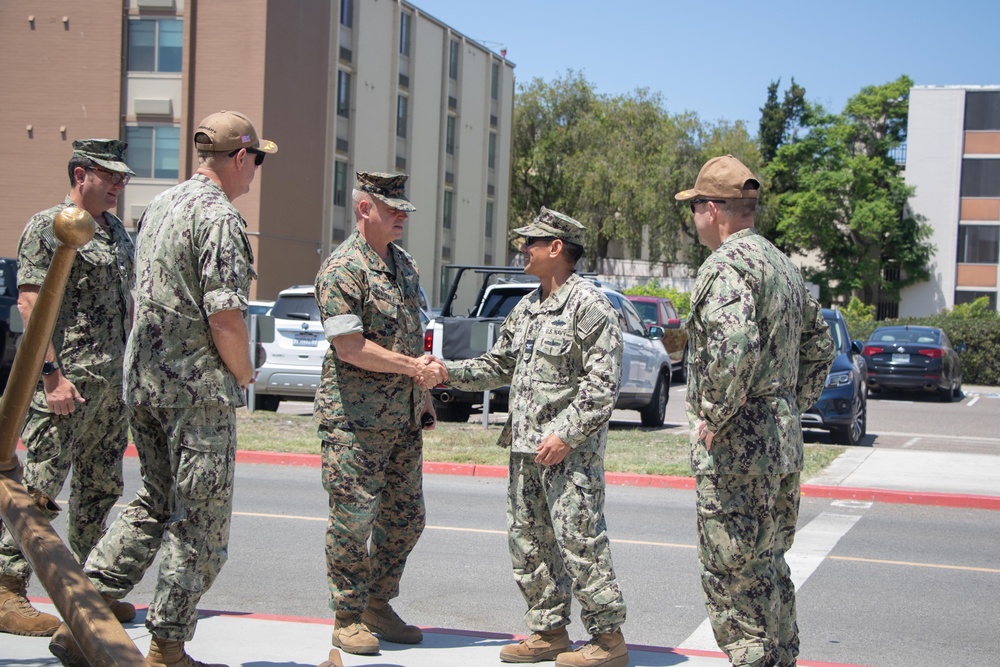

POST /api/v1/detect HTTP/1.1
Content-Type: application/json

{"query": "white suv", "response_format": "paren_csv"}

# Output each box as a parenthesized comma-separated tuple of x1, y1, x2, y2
(252, 285, 327, 411)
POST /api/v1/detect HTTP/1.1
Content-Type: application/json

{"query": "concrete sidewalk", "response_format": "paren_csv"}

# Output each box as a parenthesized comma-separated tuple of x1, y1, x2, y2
(2, 603, 865, 667)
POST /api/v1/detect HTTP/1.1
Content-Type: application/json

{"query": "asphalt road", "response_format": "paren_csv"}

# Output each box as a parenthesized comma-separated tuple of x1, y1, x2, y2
(25, 385, 1000, 667)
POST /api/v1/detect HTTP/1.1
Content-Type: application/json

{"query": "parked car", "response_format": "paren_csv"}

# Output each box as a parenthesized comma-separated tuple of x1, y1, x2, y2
(862, 325, 964, 401)
(801, 308, 868, 446)
(625, 295, 688, 381)
(252, 285, 325, 411)
(0, 258, 20, 393)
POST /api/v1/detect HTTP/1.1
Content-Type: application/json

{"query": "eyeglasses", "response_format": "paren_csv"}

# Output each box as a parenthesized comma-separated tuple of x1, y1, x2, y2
(523, 236, 556, 248)
(689, 198, 726, 213)
(88, 166, 130, 186)
(228, 147, 266, 166)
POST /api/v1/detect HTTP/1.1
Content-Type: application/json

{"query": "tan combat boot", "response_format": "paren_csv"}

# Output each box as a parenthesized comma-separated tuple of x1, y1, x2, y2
(554, 629, 629, 667)
(361, 598, 422, 644)
(49, 623, 88, 667)
(499, 627, 571, 663)
(146, 637, 228, 667)
(316, 648, 344, 667)
(332, 611, 380, 655)
(101, 593, 137, 623)
(0, 573, 60, 636)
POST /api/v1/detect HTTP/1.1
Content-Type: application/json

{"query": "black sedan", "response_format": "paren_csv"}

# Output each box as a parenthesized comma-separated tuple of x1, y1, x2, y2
(862, 325, 964, 402)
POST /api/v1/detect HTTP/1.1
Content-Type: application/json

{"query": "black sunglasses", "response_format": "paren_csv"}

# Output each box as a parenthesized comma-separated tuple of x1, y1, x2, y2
(523, 236, 556, 247)
(689, 198, 725, 213)
(228, 147, 266, 166)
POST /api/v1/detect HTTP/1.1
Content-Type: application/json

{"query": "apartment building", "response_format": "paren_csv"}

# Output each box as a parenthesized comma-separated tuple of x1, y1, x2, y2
(901, 86, 1000, 315)
(0, 0, 515, 303)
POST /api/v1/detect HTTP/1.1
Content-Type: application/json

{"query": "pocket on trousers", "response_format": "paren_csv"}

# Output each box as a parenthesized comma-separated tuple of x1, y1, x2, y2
(176, 427, 233, 501)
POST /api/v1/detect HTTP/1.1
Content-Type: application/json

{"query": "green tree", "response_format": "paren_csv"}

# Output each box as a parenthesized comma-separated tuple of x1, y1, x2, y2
(766, 75, 934, 308)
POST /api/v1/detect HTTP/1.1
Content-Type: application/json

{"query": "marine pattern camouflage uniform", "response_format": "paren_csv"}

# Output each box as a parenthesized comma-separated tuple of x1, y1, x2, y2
(0, 197, 133, 581)
(445, 273, 627, 635)
(83, 174, 254, 642)
(685, 228, 835, 667)
(314, 229, 426, 615)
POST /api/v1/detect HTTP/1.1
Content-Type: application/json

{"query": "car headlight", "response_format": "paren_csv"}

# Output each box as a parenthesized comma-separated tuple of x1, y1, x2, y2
(825, 370, 853, 388)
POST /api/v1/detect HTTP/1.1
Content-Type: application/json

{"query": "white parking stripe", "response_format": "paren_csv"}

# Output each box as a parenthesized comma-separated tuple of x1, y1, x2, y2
(678, 509, 863, 652)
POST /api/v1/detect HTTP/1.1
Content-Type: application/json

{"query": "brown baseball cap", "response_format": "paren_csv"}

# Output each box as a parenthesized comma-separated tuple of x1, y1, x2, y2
(675, 154, 760, 201)
(193, 110, 278, 154)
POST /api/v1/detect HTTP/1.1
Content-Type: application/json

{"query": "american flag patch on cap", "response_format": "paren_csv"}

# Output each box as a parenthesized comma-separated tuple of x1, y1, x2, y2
(241, 134, 251, 143)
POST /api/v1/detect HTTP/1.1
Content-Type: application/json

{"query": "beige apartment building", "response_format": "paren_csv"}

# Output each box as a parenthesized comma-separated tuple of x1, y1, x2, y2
(0, 0, 515, 303)
(901, 86, 1000, 315)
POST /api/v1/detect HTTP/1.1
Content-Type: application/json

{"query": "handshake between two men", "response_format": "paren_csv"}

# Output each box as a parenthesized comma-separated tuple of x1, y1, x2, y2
(413, 354, 449, 390)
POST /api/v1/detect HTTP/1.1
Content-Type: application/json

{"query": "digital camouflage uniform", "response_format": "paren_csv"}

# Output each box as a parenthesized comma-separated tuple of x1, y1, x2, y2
(83, 173, 255, 642)
(314, 229, 426, 615)
(445, 272, 627, 635)
(0, 197, 134, 580)
(685, 228, 835, 667)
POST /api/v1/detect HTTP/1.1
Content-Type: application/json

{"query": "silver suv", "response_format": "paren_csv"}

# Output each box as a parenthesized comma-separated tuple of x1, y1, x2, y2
(252, 285, 326, 411)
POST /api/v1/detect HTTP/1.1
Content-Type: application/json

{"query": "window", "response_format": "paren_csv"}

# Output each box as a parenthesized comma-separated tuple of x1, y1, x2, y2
(446, 116, 455, 155)
(491, 62, 499, 100)
(128, 19, 182, 72)
(334, 161, 348, 208)
(449, 40, 459, 80)
(126, 126, 179, 179)
(337, 70, 351, 118)
(957, 225, 1000, 263)
(961, 159, 1000, 197)
(340, 0, 353, 27)
(488, 132, 496, 169)
(955, 290, 997, 309)
(443, 191, 453, 229)
(485, 201, 494, 238)
(396, 95, 408, 139)
(964, 91, 1000, 131)
(399, 12, 411, 56)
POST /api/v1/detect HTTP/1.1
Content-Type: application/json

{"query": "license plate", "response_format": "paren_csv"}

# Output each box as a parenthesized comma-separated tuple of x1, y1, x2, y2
(891, 353, 909, 363)
(293, 332, 319, 347)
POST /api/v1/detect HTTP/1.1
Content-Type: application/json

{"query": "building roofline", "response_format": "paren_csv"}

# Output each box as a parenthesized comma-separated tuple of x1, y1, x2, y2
(402, 0, 516, 67)
(912, 84, 1000, 92)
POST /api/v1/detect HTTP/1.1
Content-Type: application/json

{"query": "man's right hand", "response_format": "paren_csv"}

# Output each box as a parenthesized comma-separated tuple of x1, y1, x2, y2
(43, 373, 86, 416)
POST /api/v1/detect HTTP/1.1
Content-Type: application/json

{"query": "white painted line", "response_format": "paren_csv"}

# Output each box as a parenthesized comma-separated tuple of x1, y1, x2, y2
(678, 509, 863, 653)
(967, 395, 980, 407)
(875, 430, 1000, 444)
(902, 437, 921, 448)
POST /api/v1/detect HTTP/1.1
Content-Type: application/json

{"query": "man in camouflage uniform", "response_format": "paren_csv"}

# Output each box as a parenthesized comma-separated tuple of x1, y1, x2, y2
(677, 155, 836, 667)
(443, 208, 630, 667)
(0, 140, 136, 638)
(48, 111, 277, 667)
(315, 171, 443, 657)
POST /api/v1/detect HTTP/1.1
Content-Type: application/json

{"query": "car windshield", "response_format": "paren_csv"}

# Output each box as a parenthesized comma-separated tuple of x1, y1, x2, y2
(272, 295, 320, 321)
(871, 327, 939, 345)
(630, 300, 657, 324)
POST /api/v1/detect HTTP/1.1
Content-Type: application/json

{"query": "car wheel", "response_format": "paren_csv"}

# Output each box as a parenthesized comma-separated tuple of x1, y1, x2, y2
(938, 380, 956, 403)
(833, 392, 867, 446)
(953, 372, 963, 399)
(254, 394, 280, 411)
(433, 400, 473, 423)
(640, 371, 668, 428)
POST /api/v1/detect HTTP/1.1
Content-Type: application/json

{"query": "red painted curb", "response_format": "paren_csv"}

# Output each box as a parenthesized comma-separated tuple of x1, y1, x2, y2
(17, 441, 1000, 511)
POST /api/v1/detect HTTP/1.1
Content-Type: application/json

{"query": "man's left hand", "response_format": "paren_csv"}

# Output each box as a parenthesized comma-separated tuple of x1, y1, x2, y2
(534, 434, 570, 466)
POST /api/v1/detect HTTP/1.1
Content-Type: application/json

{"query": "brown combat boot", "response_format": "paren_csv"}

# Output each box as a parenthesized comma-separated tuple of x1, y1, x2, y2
(0, 573, 60, 636)
(101, 593, 137, 623)
(361, 598, 422, 644)
(499, 627, 571, 663)
(315, 648, 344, 667)
(49, 623, 87, 667)
(554, 629, 629, 667)
(146, 637, 228, 667)
(332, 611, 380, 655)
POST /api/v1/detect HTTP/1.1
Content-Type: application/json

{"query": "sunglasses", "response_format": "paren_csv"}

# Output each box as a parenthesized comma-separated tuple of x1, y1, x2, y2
(88, 166, 130, 186)
(689, 198, 725, 213)
(228, 146, 267, 166)
(523, 236, 556, 247)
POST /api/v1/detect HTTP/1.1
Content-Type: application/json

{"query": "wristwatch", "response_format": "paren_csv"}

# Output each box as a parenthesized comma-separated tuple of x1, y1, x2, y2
(41, 361, 59, 376)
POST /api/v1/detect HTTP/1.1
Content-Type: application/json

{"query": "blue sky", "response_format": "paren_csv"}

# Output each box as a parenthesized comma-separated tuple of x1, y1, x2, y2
(411, 0, 1000, 129)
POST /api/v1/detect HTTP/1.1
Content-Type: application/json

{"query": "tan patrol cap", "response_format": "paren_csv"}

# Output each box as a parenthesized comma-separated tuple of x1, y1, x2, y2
(675, 154, 760, 201)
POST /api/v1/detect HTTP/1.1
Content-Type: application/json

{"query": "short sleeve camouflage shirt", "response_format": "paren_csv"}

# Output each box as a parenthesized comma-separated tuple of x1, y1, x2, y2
(314, 230, 424, 435)
(124, 174, 255, 407)
(16, 196, 134, 384)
